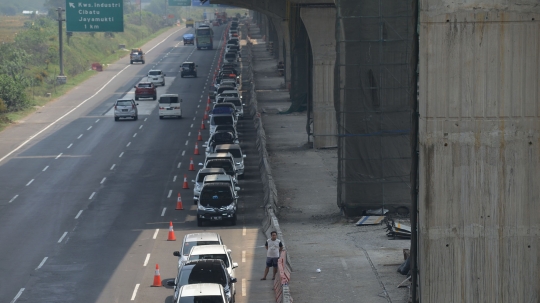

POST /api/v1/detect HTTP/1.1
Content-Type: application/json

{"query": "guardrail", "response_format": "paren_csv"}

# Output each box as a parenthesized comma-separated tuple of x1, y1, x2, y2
(244, 24, 293, 303)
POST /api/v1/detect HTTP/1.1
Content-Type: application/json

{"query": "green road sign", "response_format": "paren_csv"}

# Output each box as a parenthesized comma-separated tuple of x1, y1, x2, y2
(66, 0, 124, 32)
(168, 0, 191, 6)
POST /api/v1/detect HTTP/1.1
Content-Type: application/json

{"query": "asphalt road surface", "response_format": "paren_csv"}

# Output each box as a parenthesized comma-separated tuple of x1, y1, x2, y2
(0, 25, 273, 303)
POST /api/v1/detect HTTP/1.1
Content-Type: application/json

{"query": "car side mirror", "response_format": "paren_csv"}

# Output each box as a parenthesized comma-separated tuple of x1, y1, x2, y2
(243, 155, 246, 158)
(227, 249, 232, 253)
(231, 278, 237, 283)
(134, 85, 137, 88)
(194, 196, 199, 201)
(173, 251, 180, 257)
(202, 144, 207, 148)
(136, 103, 139, 106)
(232, 262, 239, 269)
(166, 280, 176, 286)
(235, 187, 240, 191)
(192, 180, 196, 183)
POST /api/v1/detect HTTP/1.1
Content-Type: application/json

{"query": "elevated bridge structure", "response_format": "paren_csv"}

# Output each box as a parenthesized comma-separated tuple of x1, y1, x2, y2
(212, 0, 540, 301)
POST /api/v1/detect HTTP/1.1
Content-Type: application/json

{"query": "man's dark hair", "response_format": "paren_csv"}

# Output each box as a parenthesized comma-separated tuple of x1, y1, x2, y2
(270, 231, 277, 236)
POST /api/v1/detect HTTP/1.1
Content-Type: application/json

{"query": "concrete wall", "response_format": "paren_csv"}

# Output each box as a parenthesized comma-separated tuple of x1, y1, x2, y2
(418, 1, 540, 301)
(301, 7, 338, 148)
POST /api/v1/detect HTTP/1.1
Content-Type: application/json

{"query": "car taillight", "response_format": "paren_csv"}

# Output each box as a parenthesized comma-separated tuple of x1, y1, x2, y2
(159, 106, 164, 109)
(114, 106, 117, 110)
(132, 105, 135, 109)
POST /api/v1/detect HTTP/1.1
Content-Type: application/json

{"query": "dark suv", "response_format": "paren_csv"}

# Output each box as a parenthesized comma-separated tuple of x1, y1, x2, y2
(168, 259, 237, 303)
(181, 62, 198, 78)
(196, 182, 238, 226)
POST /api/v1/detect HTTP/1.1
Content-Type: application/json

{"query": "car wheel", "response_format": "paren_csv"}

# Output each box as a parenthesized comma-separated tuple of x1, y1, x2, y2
(142, 61, 145, 64)
(197, 219, 203, 227)
(135, 96, 139, 101)
(181, 74, 184, 78)
(231, 215, 237, 226)
(159, 116, 163, 120)
(114, 117, 119, 121)
(130, 61, 133, 64)
(134, 115, 138, 121)
(194, 73, 197, 78)
(162, 81, 165, 86)
(153, 95, 156, 100)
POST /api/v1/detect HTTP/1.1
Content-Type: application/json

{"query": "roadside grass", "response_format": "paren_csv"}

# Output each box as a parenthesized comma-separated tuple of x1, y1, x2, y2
(0, 16, 26, 43)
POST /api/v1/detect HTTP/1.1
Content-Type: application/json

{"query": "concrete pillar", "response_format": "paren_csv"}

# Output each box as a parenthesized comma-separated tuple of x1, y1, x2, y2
(281, 20, 291, 87)
(300, 7, 337, 148)
(271, 18, 285, 63)
(419, 2, 540, 301)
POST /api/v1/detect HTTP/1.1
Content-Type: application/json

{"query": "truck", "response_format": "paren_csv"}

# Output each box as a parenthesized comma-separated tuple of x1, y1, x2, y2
(215, 12, 227, 25)
(130, 48, 145, 64)
(186, 18, 194, 28)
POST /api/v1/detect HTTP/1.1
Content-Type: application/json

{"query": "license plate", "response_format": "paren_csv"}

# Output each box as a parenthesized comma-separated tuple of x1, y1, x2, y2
(122, 109, 128, 112)
(153, 78, 158, 80)
(167, 108, 173, 110)
(211, 216, 222, 221)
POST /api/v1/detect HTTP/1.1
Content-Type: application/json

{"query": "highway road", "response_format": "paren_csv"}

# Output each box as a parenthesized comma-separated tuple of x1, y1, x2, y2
(0, 25, 272, 303)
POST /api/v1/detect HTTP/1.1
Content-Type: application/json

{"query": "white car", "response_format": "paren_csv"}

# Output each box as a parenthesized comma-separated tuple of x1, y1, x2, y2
(158, 94, 182, 119)
(173, 232, 224, 266)
(215, 90, 240, 104)
(187, 245, 238, 281)
(192, 168, 228, 200)
(175, 283, 228, 303)
(147, 69, 165, 86)
(214, 144, 246, 179)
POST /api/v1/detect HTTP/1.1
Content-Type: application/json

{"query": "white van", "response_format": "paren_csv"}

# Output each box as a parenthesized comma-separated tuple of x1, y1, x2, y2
(158, 94, 182, 119)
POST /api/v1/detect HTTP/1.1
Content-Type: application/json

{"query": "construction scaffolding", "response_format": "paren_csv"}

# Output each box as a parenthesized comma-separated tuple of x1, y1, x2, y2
(334, 1, 417, 216)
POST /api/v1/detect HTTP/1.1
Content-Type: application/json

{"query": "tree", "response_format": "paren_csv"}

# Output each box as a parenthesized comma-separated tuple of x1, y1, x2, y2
(0, 75, 29, 111)
(44, 0, 65, 10)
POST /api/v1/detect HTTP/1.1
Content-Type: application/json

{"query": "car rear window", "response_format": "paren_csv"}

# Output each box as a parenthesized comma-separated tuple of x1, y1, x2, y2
(138, 83, 152, 88)
(212, 116, 234, 125)
(225, 54, 236, 59)
(148, 71, 162, 76)
(216, 148, 241, 158)
(179, 296, 223, 303)
(117, 101, 132, 106)
(159, 96, 179, 103)
(225, 99, 241, 107)
(197, 172, 223, 182)
(182, 241, 221, 255)
(177, 263, 227, 287)
(205, 161, 234, 174)
(189, 254, 229, 268)
(182, 63, 192, 68)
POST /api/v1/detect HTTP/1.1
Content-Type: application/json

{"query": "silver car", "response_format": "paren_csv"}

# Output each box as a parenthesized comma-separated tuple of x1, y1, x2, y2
(192, 168, 227, 201)
(114, 99, 138, 121)
(172, 232, 224, 266)
(215, 144, 246, 179)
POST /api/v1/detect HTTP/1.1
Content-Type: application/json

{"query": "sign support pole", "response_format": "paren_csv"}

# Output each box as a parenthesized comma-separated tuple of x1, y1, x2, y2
(57, 7, 67, 84)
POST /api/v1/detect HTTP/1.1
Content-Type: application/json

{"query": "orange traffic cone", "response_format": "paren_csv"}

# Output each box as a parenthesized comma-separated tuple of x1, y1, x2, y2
(194, 142, 200, 155)
(200, 120, 206, 130)
(207, 97, 211, 105)
(152, 264, 162, 286)
(203, 111, 208, 120)
(175, 193, 184, 210)
(205, 104, 210, 111)
(182, 174, 189, 189)
(197, 131, 203, 141)
(189, 158, 195, 171)
(167, 221, 176, 241)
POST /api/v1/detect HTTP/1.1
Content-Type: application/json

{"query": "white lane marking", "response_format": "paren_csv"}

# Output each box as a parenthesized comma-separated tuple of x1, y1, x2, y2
(43, 166, 49, 171)
(87, 126, 92, 131)
(58, 232, 68, 243)
(161, 208, 166, 216)
(9, 195, 18, 203)
(242, 279, 246, 296)
(144, 118, 148, 121)
(190, 124, 193, 128)
(10, 288, 24, 303)
(126, 142, 131, 147)
(95, 119, 100, 123)
(67, 143, 73, 149)
(182, 151, 186, 156)
(77, 134, 83, 139)
(185, 140, 189, 146)
(197, 104, 200, 108)
(177, 162, 182, 168)
(133, 133, 137, 138)
(144, 254, 151, 266)
(193, 117, 196, 121)
(110, 164, 116, 170)
(130, 284, 140, 301)
(173, 175, 177, 182)
(341, 257, 348, 270)
(195, 111, 198, 114)
(139, 125, 143, 129)
(153, 229, 159, 239)
(26, 179, 34, 186)
(89, 192, 95, 199)
(55, 153, 63, 159)
(100, 177, 106, 184)
(242, 251, 246, 262)
(200, 94, 203, 98)
(243, 227, 246, 236)
(167, 190, 172, 198)
(119, 152, 124, 158)
(36, 257, 48, 270)
(0, 64, 132, 165)
(188, 132, 191, 137)
(75, 210, 83, 219)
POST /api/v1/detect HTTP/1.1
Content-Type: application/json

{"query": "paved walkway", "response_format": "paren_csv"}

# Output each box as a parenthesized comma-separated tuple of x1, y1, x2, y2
(247, 24, 412, 303)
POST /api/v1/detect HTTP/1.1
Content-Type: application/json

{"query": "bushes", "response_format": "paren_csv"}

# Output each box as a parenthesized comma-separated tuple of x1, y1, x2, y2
(0, 74, 29, 111)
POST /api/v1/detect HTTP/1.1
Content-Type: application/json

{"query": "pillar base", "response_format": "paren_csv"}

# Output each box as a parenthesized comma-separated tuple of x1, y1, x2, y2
(56, 76, 67, 85)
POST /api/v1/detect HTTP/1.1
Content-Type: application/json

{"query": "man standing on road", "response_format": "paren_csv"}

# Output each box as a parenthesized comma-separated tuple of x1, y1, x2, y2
(261, 231, 283, 280)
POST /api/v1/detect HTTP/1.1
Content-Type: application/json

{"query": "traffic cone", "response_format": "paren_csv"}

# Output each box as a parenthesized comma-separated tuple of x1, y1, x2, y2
(200, 120, 206, 130)
(205, 104, 210, 111)
(189, 158, 195, 171)
(175, 193, 184, 210)
(152, 264, 162, 287)
(167, 221, 176, 241)
(182, 174, 189, 189)
(197, 131, 203, 141)
(203, 111, 208, 120)
(207, 97, 211, 105)
(194, 142, 200, 155)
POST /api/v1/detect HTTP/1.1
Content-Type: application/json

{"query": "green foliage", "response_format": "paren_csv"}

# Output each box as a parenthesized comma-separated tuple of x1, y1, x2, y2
(0, 74, 29, 111)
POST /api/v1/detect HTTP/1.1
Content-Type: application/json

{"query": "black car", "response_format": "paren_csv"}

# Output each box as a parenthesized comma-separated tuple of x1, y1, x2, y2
(168, 259, 237, 303)
(181, 62, 198, 78)
(196, 182, 238, 226)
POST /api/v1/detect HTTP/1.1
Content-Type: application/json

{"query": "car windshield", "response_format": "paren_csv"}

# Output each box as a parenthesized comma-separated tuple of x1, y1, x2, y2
(212, 116, 234, 125)
(189, 254, 229, 268)
(205, 162, 234, 174)
(183, 64, 192, 68)
(178, 296, 224, 303)
(148, 71, 162, 76)
(216, 149, 241, 158)
(182, 241, 221, 255)
(117, 101, 132, 106)
(197, 29, 211, 35)
(225, 54, 236, 59)
(225, 99, 241, 107)
(177, 264, 227, 286)
(221, 93, 237, 98)
(159, 96, 179, 103)
(215, 126, 236, 133)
